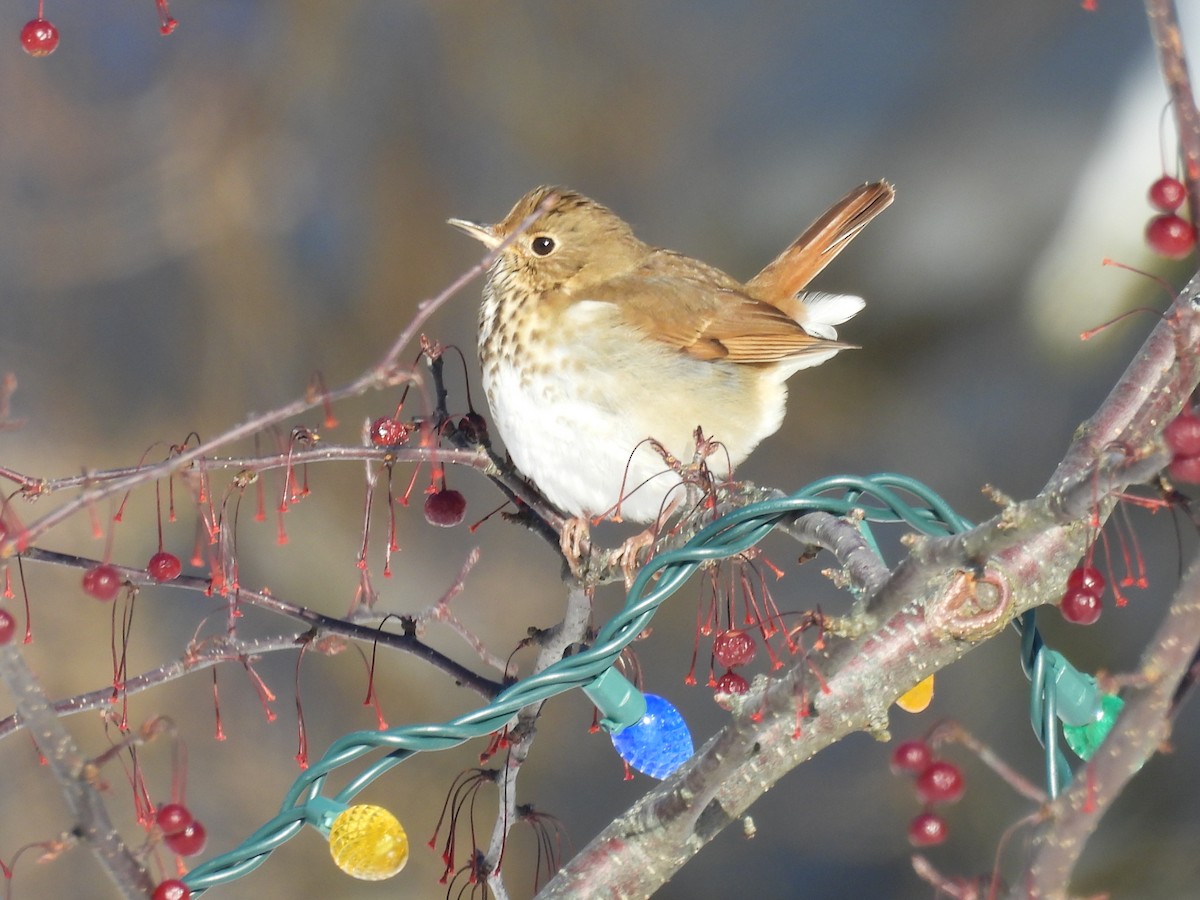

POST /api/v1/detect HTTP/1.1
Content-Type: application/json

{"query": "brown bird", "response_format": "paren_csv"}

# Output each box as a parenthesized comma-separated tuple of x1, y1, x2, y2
(449, 181, 893, 543)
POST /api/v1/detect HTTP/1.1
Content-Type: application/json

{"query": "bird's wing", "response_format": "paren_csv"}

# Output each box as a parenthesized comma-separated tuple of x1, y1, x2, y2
(583, 260, 852, 365)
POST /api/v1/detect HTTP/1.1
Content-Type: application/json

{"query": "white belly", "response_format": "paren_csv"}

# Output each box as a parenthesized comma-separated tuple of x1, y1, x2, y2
(481, 339, 785, 523)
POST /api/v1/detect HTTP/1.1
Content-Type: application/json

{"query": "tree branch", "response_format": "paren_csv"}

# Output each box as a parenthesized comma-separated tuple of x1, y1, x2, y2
(537, 271, 1200, 898)
(1018, 546, 1200, 897)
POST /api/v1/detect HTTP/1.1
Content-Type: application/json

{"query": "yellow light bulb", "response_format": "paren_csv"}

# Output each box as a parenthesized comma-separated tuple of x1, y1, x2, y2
(328, 804, 409, 880)
(896, 675, 935, 713)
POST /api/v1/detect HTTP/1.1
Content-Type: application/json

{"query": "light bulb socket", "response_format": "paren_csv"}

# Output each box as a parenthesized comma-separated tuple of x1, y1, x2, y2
(582, 668, 647, 734)
(304, 796, 348, 836)
(1042, 650, 1101, 728)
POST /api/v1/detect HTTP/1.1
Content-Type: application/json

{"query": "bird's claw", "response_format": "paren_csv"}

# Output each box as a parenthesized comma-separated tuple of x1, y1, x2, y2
(560, 517, 592, 578)
(613, 528, 656, 590)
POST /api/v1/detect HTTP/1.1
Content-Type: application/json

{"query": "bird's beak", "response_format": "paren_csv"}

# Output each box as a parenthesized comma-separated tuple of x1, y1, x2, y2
(447, 217, 502, 250)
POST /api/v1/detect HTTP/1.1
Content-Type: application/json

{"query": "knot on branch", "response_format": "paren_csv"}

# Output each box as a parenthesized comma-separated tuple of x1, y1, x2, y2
(926, 567, 1013, 641)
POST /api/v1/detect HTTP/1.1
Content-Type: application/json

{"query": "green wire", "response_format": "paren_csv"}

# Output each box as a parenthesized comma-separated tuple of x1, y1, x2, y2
(181, 473, 1103, 892)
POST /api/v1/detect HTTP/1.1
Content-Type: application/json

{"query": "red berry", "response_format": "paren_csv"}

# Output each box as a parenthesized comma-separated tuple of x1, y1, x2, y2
(147, 551, 182, 582)
(0, 609, 15, 645)
(907, 811, 949, 847)
(1165, 410, 1200, 456)
(163, 819, 206, 856)
(1066, 565, 1105, 596)
(1169, 454, 1200, 484)
(156, 803, 193, 836)
(889, 739, 933, 776)
(153, 880, 190, 900)
(914, 760, 965, 805)
(156, 0, 179, 35)
(1149, 175, 1187, 212)
(20, 18, 59, 57)
(370, 417, 409, 446)
(82, 565, 122, 602)
(714, 670, 749, 695)
(423, 489, 466, 527)
(1060, 585, 1102, 625)
(1146, 214, 1197, 258)
(712, 629, 756, 669)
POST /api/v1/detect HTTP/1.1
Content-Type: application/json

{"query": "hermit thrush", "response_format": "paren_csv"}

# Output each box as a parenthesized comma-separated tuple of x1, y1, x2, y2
(449, 182, 893, 527)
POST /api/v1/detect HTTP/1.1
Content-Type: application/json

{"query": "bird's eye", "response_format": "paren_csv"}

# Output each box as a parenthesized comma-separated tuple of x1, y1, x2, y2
(531, 235, 556, 256)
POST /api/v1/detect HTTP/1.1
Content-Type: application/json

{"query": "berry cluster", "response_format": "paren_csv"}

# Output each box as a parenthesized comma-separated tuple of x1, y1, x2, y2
(1059, 564, 1105, 625)
(81, 550, 183, 602)
(158, 801, 207, 856)
(711, 628, 756, 695)
(1145, 175, 1196, 259)
(1165, 406, 1200, 484)
(369, 407, 487, 529)
(889, 739, 965, 847)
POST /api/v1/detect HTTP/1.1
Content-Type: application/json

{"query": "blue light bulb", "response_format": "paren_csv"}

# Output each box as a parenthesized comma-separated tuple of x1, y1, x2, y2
(610, 693, 693, 779)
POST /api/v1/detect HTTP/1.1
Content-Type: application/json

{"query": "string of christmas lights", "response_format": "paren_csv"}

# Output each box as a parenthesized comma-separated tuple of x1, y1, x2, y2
(181, 473, 1118, 894)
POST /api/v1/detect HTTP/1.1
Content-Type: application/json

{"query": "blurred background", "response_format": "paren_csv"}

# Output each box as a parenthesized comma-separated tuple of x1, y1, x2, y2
(2, 1, 1199, 897)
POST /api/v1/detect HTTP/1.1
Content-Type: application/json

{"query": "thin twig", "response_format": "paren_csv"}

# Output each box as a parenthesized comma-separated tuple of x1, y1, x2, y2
(485, 585, 594, 895)
(14, 547, 505, 700)
(1145, 0, 1200, 218)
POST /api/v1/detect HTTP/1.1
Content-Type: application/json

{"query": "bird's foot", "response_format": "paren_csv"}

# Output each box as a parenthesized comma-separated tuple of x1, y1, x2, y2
(560, 516, 592, 579)
(612, 527, 657, 590)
